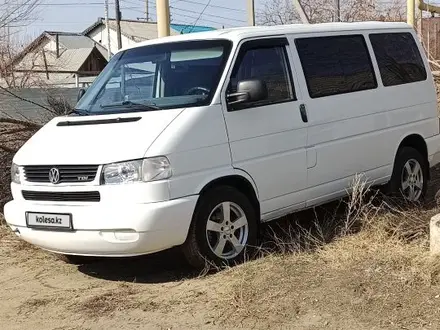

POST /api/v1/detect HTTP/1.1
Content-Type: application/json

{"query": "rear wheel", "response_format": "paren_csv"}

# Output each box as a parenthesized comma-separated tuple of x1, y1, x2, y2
(387, 147, 428, 202)
(182, 186, 258, 269)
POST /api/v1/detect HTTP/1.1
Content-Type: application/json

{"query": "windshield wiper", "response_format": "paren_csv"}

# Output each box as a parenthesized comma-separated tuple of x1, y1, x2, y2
(67, 108, 90, 116)
(100, 100, 162, 111)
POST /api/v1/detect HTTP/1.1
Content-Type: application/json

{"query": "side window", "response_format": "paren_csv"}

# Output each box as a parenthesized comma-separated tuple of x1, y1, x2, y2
(295, 35, 377, 99)
(369, 32, 427, 87)
(229, 42, 295, 109)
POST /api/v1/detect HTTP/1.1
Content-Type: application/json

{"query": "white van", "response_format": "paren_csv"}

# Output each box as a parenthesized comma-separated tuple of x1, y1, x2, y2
(4, 22, 440, 267)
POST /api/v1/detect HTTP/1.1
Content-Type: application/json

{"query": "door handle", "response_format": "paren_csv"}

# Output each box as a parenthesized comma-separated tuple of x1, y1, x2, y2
(299, 104, 308, 123)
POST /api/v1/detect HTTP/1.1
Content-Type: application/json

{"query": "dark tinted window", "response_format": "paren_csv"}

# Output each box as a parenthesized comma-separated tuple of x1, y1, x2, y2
(295, 35, 377, 98)
(230, 45, 294, 106)
(369, 33, 427, 86)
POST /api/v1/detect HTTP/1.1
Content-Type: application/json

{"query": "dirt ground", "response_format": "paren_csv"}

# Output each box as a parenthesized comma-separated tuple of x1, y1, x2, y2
(2, 170, 440, 330)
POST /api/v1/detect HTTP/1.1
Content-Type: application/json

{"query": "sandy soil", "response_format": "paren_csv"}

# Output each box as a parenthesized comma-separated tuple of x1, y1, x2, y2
(1, 169, 440, 330)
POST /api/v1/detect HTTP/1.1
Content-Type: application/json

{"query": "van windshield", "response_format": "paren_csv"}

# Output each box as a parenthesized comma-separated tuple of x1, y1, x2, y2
(75, 39, 232, 115)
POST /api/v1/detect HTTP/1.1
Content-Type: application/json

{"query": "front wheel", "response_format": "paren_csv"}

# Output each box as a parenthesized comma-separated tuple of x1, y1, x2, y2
(387, 147, 428, 202)
(182, 186, 258, 269)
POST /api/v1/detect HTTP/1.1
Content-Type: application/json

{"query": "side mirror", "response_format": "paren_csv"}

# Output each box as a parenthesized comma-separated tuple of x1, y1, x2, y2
(227, 79, 268, 109)
(77, 88, 86, 102)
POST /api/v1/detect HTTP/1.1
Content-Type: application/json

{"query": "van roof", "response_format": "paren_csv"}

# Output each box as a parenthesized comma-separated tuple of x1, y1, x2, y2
(120, 21, 412, 53)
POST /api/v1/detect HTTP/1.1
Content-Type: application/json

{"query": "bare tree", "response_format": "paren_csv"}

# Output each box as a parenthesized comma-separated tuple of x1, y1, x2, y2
(376, 0, 407, 22)
(0, 0, 43, 88)
(340, 0, 376, 22)
(257, 0, 332, 25)
(0, 0, 41, 31)
(0, 41, 42, 88)
(257, 0, 406, 25)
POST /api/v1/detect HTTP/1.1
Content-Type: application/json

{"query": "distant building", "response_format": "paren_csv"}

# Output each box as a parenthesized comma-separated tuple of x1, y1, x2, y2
(83, 18, 216, 56)
(1, 19, 215, 88)
(1, 31, 108, 88)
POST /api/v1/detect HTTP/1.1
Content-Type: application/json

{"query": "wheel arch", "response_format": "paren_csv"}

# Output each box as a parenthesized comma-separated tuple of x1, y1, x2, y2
(197, 172, 261, 222)
(394, 133, 429, 179)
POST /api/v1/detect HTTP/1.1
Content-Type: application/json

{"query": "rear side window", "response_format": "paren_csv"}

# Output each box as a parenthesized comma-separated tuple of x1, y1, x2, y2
(295, 35, 377, 98)
(369, 33, 427, 87)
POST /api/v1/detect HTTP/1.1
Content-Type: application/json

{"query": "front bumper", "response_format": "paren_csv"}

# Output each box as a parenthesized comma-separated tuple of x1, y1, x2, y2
(3, 196, 198, 257)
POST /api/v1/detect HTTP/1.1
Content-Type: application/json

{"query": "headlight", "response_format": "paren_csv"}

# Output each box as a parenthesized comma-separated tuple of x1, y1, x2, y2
(11, 163, 21, 184)
(102, 157, 172, 185)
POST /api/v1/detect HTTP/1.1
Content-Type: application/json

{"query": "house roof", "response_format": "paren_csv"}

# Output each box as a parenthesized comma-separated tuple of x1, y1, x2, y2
(15, 32, 96, 59)
(50, 32, 98, 49)
(170, 23, 216, 34)
(44, 31, 108, 58)
(10, 31, 108, 74)
(14, 47, 99, 73)
(82, 17, 215, 42)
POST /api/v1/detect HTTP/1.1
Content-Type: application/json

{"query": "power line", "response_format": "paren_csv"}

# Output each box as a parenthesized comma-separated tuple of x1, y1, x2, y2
(120, 0, 156, 18)
(27, 0, 240, 29)
(189, 0, 213, 31)
(121, 0, 145, 6)
(126, 0, 245, 13)
(121, 3, 236, 26)
(18, 2, 116, 6)
(170, 5, 246, 23)
(172, 0, 245, 12)
(173, 10, 234, 27)
(121, 0, 244, 26)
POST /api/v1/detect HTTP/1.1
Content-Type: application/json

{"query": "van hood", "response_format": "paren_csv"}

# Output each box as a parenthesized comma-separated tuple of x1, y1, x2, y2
(14, 109, 184, 166)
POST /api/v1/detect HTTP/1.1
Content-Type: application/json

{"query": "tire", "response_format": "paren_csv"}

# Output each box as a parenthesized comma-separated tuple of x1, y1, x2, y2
(387, 146, 428, 202)
(182, 186, 258, 269)
(56, 254, 97, 265)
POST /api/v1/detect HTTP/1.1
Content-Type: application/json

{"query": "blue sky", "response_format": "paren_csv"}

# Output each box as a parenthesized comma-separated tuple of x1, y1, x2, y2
(21, 0, 266, 39)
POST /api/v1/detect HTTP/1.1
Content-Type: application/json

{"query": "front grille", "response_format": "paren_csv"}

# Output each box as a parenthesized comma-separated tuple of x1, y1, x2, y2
(22, 190, 101, 202)
(23, 165, 99, 183)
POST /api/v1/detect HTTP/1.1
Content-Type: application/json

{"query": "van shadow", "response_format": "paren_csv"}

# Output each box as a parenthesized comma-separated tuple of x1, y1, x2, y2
(76, 247, 199, 284)
(76, 200, 347, 284)
(78, 166, 440, 284)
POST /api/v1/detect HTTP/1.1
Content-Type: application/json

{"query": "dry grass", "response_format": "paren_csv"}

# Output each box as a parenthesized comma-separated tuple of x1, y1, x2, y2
(199, 176, 440, 328)
(75, 284, 140, 318)
(214, 232, 440, 328)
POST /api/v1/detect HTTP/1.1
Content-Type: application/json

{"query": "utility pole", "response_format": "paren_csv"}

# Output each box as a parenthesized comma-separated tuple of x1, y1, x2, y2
(334, 0, 340, 22)
(115, 0, 122, 50)
(407, 0, 415, 27)
(104, 0, 112, 59)
(145, 0, 149, 21)
(247, 0, 255, 26)
(156, 0, 170, 37)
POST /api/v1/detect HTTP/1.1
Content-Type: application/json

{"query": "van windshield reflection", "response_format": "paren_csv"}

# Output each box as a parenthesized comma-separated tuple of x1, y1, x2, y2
(75, 40, 232, 115)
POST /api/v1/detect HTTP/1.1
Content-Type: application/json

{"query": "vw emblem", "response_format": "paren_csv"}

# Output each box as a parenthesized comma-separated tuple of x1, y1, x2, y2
(48, 168, 60, 184)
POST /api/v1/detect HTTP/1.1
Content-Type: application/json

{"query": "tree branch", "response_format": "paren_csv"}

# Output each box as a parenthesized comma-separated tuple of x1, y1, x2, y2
(0, 117, 41, 129)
